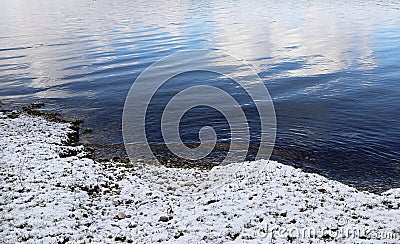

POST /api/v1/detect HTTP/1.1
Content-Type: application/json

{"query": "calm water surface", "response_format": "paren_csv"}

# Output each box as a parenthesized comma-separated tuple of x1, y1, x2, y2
(1, 0, 399, 192)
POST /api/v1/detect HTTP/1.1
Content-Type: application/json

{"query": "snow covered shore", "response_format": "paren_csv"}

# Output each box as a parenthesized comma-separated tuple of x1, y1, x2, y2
(0, 111, 399, 243)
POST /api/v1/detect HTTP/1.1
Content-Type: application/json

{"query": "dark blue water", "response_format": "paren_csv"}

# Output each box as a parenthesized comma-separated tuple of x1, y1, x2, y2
(0, 0, 399, 192)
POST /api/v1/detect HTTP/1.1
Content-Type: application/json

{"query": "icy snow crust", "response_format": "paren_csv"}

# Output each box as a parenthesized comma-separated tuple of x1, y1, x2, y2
(0, 112, 399, 243)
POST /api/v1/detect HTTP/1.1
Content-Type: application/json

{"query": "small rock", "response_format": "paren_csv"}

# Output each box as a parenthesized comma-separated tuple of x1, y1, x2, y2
(174, 232, 184, 239)
(317, 188, 327, 193)
(156, 179, 164, 184)
(159, 216, 172, 222)
(182, 181, 194, 187)
(117, 212, 126, 219)
(115, 236, 126, 242)
(206, 199, 219, 205)
(167, 186, 177, 191)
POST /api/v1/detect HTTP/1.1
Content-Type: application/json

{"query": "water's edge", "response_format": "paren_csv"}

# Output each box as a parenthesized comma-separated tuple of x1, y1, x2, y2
(1, 100, 394, 194)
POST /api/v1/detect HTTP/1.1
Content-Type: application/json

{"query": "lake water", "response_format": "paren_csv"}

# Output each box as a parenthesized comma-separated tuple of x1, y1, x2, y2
(1, 0, 399, 192)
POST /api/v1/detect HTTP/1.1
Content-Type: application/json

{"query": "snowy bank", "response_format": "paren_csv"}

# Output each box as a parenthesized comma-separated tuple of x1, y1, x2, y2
(0, 111, 399, 243)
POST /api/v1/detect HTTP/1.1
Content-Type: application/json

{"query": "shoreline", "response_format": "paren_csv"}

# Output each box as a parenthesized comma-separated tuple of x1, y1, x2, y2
(1, 102, 395, 194)
(0, 110, 399, 242)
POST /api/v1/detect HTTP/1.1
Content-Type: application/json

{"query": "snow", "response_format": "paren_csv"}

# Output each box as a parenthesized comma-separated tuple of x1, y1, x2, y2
(0, 111, 399, 243)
